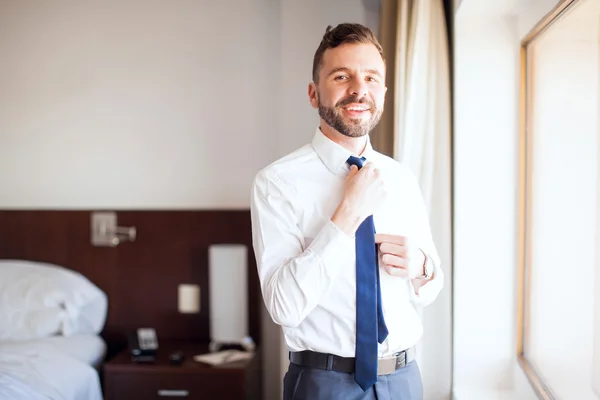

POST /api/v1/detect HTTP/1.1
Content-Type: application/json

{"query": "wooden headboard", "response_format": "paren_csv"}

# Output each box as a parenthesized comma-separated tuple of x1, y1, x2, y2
(0, 210, 260, 357)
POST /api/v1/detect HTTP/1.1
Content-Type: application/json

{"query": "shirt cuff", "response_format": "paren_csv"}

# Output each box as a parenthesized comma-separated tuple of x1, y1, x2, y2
(408, 259, 443, 306)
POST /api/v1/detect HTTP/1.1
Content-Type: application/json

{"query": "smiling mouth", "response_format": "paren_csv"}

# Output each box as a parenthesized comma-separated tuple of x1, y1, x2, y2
(342, 104, 371, 113)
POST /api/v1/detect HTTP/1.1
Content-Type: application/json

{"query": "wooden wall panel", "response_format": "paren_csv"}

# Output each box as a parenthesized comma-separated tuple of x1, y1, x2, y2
(0, 210, 259, 357)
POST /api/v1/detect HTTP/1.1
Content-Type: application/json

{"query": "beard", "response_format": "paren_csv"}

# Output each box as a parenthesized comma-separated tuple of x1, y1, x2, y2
(318, 94, 383, 138)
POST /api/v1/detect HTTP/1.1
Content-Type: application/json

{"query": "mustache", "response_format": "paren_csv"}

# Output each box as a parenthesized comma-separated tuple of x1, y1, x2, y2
(336, 95, 375, 110)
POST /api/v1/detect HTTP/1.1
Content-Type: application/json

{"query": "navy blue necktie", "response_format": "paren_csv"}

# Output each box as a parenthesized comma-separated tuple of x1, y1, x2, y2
(346, 156, 388, 391)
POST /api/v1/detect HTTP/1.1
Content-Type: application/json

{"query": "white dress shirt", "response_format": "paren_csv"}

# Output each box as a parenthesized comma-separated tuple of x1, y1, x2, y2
(250, 128, 443, 357)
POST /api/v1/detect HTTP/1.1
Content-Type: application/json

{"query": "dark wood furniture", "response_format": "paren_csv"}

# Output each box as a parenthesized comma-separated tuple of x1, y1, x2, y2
(104, 340, 260, 400)
(0, 210, 262, 399)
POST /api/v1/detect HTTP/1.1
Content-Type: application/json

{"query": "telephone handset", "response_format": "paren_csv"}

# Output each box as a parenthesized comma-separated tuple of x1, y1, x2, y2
(129, 328, 159, 362)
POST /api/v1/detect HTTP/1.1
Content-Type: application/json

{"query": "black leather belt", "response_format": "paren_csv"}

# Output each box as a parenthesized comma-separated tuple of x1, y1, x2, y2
(289, 347, 416, 376)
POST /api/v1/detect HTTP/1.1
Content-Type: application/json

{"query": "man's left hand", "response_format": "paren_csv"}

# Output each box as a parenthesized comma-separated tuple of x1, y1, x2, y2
(374, 234, 425, 279)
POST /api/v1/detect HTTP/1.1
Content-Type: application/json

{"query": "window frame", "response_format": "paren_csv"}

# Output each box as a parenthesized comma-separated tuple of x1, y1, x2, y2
(517, 1, 583, 399)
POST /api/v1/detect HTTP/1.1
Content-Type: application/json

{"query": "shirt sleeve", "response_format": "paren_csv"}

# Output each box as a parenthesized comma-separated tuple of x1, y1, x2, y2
(250, 169, 355, 328)
(403, 170, 444, 307)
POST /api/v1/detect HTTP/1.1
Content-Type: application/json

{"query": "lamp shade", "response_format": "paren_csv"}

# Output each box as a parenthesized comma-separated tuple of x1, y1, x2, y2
(208, 244, 248, 343)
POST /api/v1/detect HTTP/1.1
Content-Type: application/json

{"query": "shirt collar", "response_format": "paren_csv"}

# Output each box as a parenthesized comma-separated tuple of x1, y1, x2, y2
(311, 127, 375, 174)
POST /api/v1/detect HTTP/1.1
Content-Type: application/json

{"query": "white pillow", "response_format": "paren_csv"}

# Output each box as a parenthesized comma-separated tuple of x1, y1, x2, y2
(0, 260, 108, 341)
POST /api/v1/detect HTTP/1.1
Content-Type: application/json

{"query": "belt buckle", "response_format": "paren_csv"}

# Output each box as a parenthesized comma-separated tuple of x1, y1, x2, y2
(394, 351, 407, 369)
(377, 351, 406, 376)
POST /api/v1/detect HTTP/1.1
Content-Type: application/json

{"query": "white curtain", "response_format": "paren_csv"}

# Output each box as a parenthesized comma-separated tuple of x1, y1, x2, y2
(390, 0, 452, 399)
(394, 0, 450, 208)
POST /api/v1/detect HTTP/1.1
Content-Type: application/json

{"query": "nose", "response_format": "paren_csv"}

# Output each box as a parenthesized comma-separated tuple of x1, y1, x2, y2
(348, 79, 368, 98)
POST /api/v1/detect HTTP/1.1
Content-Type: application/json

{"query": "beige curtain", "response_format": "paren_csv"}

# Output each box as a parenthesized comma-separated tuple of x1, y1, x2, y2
(375, 1, 452, 399)
(370, 0, 397, 156)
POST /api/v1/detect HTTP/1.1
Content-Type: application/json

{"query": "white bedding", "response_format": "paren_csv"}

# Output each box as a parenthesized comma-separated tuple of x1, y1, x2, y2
(0, 260, 108, 342)
(42, 334, 106, 369)
(0, 335, 105, 400)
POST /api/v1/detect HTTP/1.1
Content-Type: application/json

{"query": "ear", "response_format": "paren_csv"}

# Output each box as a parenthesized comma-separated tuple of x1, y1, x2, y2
(308, 82, 319, 109)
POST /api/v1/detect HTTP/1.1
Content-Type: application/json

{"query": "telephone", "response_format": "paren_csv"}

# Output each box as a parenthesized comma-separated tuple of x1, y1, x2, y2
(129, 328, 159, 362)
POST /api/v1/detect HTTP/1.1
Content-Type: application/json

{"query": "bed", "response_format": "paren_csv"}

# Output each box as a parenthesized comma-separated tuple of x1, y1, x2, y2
(0, 259, 108, 400)
(0, 209, 263, 399)
(0, 335, 106, 400)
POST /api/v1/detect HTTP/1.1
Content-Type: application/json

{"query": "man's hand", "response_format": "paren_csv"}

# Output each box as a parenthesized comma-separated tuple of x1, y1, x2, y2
(375, 234, 425, 279)
(342, 163, 387, 220)
(331, 163, 388, 236)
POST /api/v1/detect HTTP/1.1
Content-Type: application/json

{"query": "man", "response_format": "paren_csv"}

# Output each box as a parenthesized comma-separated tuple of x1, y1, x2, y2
(250, 23, 443, 400)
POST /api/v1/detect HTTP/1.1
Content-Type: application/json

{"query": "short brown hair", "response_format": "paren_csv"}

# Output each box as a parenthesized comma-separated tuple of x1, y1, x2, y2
(312, 23, 385, 83)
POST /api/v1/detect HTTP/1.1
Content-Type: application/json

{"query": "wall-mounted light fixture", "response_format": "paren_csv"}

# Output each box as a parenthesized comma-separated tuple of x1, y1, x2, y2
(90, 211, 136, 247)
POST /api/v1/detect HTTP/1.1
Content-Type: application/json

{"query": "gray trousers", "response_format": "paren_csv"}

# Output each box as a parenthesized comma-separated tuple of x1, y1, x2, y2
(283, 360, 423, 400)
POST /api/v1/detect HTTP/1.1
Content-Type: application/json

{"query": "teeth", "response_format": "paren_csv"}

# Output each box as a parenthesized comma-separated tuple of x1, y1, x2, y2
(347, 107, 368, 111)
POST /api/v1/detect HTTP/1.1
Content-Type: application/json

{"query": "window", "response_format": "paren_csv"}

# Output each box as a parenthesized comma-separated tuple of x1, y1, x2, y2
(518, 0, 600, 399)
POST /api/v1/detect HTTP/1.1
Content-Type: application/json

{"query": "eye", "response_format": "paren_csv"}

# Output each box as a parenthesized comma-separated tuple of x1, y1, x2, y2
(366, 76, 378, 83)
(334, 75, 349, 81)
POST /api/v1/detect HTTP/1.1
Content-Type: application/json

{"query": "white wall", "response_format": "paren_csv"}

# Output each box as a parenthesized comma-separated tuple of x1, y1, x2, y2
(453, 13, 523, 398)
(0, 0, 280, 209)
(453, 0, 562, 399)
(595, 35, 600, 395)
(0, 1, 379, 400)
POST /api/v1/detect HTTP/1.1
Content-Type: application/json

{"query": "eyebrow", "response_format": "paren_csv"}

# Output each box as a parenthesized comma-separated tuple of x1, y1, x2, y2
(326, 67, 383, 79)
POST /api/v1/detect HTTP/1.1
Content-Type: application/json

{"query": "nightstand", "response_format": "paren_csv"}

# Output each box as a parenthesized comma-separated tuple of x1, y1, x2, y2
(103, 340, 261, 400)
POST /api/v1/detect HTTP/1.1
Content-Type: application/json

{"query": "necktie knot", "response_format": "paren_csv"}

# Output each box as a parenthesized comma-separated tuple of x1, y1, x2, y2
(347, 156, 366, 170)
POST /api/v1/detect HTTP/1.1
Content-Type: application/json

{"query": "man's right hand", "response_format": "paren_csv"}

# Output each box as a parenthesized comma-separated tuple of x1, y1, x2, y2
(331, 162, 387, 236)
